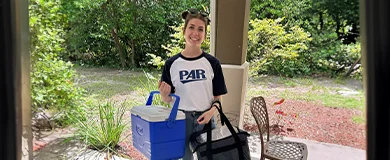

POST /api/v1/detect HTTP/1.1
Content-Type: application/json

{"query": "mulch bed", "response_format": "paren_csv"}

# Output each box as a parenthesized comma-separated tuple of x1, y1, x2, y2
(243, 98, 366, 150)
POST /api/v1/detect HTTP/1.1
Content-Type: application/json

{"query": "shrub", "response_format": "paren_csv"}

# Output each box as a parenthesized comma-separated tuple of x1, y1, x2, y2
(30, 0, 86, 126)
(248, 18, 312, 77)
(307, 31, 362, 77)
(30, 53, 86, 125)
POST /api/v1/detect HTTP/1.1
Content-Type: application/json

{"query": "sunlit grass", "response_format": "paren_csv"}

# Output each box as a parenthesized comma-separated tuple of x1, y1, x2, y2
(76, 67, 168, 107)
(76, 67, 365, 124)
(81, 81, 131, 99)
(352, 115, 366, 124)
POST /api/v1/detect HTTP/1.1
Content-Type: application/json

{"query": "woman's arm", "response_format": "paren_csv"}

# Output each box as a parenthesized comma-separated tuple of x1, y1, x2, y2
(209, 95, 221, 113)
(197, 95, 222, 124)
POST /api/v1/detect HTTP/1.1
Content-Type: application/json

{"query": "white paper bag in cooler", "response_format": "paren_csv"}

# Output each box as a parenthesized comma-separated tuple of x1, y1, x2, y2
(131, 91, 185, 160)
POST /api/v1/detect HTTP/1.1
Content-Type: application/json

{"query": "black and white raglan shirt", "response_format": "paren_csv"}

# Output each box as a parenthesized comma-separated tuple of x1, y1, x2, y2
(161, 52, 228, 112)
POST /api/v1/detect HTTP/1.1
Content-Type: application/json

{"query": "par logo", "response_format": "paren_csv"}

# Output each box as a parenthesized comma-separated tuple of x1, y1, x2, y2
(179, 69, 207, 84)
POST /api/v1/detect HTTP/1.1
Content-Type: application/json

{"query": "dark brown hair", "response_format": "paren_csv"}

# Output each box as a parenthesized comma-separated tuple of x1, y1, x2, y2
(181, 9, 210, 33)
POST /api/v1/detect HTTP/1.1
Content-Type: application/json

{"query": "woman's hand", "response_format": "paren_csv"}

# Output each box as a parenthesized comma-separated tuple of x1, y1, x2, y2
(197, 97, 221, 124)
(158, 80, 172, 103)
(197, 109, 215, 124)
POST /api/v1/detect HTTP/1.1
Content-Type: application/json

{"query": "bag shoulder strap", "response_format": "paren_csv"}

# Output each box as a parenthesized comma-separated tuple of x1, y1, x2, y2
(204, 102, 245, 160)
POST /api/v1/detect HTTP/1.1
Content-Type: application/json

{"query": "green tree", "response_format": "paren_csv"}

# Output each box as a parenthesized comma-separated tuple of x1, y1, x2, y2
(64, 0, 209, 68)
(317, 0, 359, 43)
(30, 0, 85, 125)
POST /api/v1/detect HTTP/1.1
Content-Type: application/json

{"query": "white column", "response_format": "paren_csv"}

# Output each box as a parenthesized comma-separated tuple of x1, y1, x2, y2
(210, 0, 216, 57)
(212, 0, 251, 128)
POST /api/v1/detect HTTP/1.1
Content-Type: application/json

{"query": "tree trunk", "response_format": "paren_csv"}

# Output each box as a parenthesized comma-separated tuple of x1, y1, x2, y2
(336, 19, 341, 39)
(104, 0, 126, 68)
(319, 12, 324, 30)
(131, 8, 136, 66)
(332, 13, 342, 39)
(345, 57, 361, 77)
(131, 39, 135, 66)
(128, 0, 137, 67)
(112, 28, 126, 68)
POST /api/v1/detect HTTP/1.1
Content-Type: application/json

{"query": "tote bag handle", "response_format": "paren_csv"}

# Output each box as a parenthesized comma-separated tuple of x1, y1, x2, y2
(203, 101, 245, 160)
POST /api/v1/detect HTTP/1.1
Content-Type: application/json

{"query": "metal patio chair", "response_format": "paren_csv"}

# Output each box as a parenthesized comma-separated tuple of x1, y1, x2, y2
(250, 96, 308, 160)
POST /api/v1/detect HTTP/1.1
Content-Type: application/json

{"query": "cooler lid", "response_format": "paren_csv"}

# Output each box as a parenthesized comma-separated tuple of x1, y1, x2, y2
(131, 105, 185, 122)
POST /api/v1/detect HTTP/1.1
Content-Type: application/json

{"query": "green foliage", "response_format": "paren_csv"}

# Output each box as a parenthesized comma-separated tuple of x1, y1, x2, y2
(63, 0, 121, 66)
(251, 0, 312, 27)
(135, 71, 170, 107)
(350, 66, 363, 80)
(339, 42, 361, 72)
(30, 0, 85, 125)
(248, 18, 312, 77)
(250, 0, 284, 20)
(29, 0, 67, 62)
(30, 54, 85, 115)
(146, 53, 166, 70)
(70, 101, 128, 152)
(249, 0, 361, 77)
(312, 0, 359, 28)
(64, 0, 209, 68)
(310, 33, 361, 76)
(33, 0, 362, 78)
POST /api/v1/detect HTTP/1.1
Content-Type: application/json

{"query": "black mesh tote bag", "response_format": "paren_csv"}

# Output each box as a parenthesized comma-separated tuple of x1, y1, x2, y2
(190, 101, 251, 160)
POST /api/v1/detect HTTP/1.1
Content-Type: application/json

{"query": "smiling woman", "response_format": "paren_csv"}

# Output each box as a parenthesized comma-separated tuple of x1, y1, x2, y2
(3, 0, 390, 160)
(157, 8, 228, 160)
(180, 8, 210, 57)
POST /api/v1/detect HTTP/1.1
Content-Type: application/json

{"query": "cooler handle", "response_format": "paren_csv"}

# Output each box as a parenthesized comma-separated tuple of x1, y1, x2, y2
(146, 91, 180, 127)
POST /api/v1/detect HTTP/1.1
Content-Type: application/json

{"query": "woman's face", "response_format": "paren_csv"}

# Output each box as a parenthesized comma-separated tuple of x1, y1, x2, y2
(183, 18, 206, 47)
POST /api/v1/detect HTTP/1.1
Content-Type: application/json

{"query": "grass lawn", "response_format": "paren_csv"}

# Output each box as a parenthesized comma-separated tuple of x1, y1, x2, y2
(75, 67, 365, 124)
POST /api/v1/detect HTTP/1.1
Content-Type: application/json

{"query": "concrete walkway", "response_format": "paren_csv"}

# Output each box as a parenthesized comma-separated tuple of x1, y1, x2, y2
(33, 130, 366, 160)
(33, 138, 130, 160)
(248, 135, 366, 160)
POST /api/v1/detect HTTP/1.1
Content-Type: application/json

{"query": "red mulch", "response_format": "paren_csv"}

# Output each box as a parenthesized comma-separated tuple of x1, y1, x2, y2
(118, 132, 148, 160)
(243, 98, 366, 150)
(33, 141, 48, 151)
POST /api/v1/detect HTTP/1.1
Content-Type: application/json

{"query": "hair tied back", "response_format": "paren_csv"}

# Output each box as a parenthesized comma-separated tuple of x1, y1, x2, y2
(181, 11, 189, 20)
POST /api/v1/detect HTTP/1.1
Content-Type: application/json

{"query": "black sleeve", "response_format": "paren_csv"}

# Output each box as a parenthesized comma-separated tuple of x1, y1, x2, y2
(160, 60, 175, 93)
(212, 61, 228, 96)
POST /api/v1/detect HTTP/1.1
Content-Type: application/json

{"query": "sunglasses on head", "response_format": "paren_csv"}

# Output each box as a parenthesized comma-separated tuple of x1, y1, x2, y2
(188, 8, 209, 17)
(182, 8, 209, 19)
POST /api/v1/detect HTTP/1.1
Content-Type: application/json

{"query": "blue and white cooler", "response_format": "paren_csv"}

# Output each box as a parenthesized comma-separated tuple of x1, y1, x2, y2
(131, 91, 186, 160)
